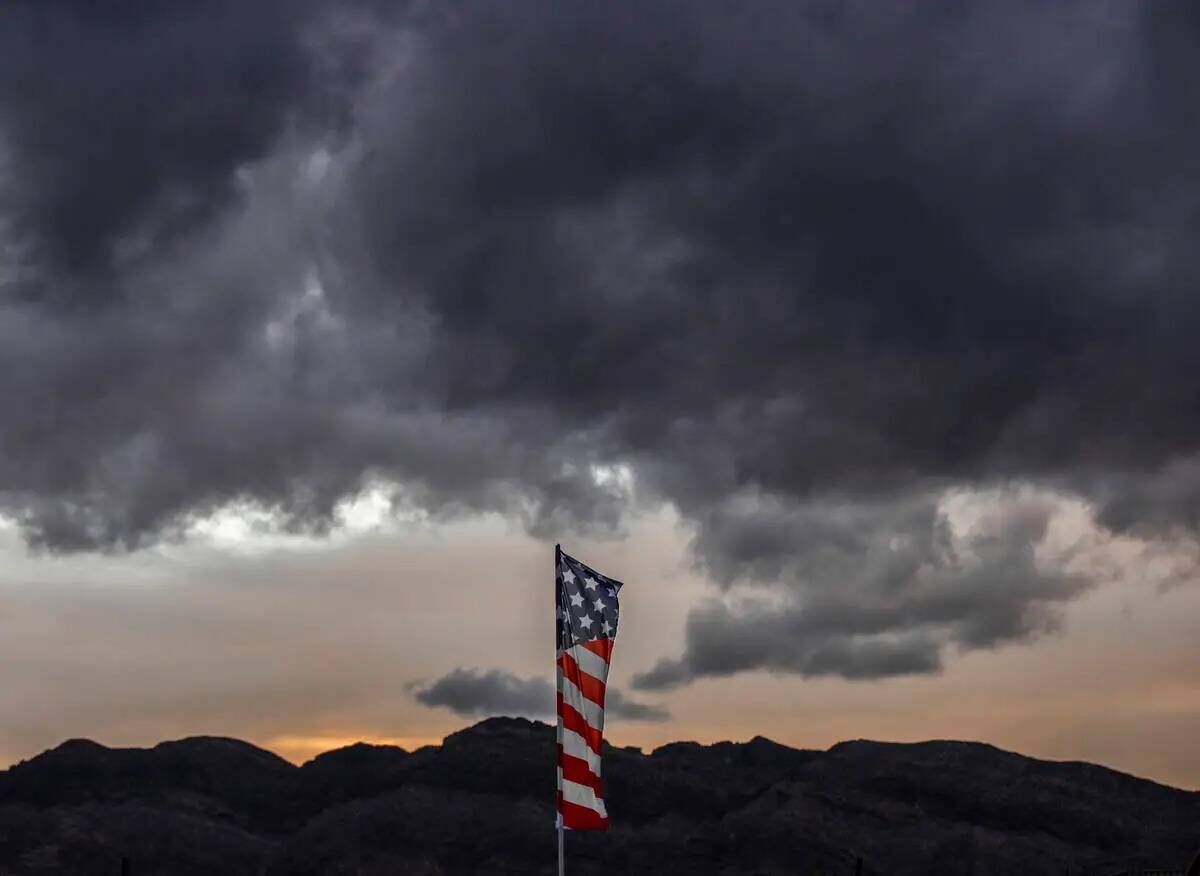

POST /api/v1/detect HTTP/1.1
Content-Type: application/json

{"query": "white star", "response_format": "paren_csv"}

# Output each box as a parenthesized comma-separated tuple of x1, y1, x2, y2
(569, 592, 584, 608)
(577, 614, 593, 630)
(562, 567, 576, 585)
(592, 598, 605, 612)
(584, 576, 598, 591)
(601, 620, 612, 635)
(605, 585, 616, 597)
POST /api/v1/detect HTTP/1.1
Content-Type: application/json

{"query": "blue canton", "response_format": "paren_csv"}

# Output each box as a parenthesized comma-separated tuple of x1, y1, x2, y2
(556, 548, 622, 649)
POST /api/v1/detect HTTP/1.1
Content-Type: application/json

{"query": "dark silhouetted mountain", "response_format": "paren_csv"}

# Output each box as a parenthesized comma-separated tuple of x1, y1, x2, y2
(0, 718, 1196, 874)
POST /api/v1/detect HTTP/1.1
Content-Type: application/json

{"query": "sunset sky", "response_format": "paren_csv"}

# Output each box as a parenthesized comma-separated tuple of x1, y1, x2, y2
(2, 2, 1199, 790)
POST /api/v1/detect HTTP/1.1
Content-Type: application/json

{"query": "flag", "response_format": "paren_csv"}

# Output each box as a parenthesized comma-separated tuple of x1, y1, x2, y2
(555, 544, 623, 831)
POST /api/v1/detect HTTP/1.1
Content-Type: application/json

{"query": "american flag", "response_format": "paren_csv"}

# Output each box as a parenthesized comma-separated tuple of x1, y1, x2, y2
(555, 545, 623, 831)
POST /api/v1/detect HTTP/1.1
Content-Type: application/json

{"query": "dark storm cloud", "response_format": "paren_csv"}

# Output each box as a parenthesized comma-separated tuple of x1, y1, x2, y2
(412, 668, 668, 722)
(0, 0, 367, 291)
(2, 2, 1199, 680)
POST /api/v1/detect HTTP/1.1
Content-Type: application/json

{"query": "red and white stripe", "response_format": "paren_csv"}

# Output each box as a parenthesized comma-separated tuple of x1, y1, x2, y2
(556, 637, 615, 830)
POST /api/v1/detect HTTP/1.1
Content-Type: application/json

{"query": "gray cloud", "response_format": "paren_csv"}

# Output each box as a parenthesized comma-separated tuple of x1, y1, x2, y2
(413, 668, 668, 723)
(602, 688, 671, 723)
(412, 669, 550, 719)
(635, 492, 1090, 688)
(2, 2, 1200, 682)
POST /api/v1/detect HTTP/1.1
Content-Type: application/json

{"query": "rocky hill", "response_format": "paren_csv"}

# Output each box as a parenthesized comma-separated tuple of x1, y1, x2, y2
(0, 718, 1196, 875)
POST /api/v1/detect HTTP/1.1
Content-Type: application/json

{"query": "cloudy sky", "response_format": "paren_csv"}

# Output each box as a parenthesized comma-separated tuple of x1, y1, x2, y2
(2, 1, 1199, 789)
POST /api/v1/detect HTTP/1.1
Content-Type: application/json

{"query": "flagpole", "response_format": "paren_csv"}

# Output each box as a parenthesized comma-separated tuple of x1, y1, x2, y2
(555, 543, 565, 876)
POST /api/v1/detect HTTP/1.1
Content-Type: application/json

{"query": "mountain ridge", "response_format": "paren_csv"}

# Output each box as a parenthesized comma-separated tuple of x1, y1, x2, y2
(1, 717, 1196, 874)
